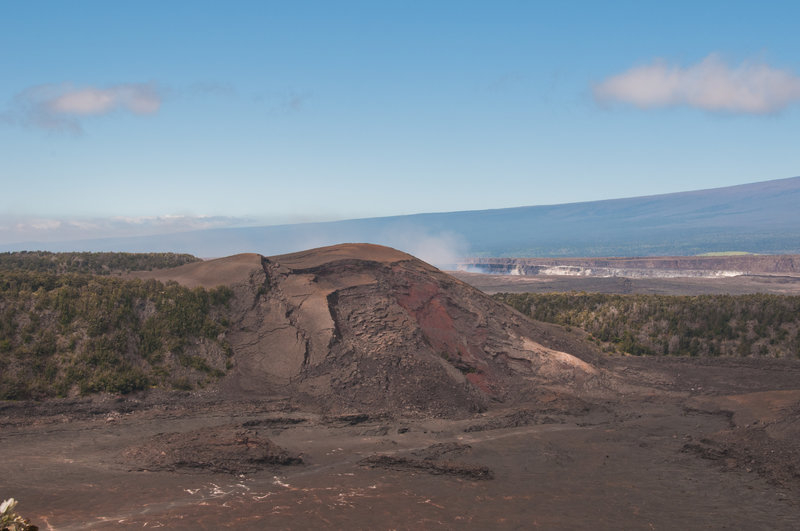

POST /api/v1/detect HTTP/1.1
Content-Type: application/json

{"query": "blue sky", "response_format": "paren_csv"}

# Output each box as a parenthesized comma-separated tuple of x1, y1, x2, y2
(2, 0, 799, 244)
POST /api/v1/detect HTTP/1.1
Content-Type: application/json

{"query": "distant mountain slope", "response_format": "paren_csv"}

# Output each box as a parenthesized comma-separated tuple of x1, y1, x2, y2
(4, 177, 800, 259)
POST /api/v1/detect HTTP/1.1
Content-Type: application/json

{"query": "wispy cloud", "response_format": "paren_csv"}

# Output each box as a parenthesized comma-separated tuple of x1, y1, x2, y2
(1, 82, 161, 133)
(486, 72, 524, 93)
(187, 81, 237, 98)
(0, 215, 252, 245)
(594, 54, 800, 114)
(253, 89, 310, 114)
(283, 92, 308, 112)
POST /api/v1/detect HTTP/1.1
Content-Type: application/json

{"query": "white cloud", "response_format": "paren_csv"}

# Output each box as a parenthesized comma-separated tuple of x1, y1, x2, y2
(594, 54, 800, 114)
(28, 220, 62, 231)
(2, 82, 161, 133)
(49, 84, 160, 115)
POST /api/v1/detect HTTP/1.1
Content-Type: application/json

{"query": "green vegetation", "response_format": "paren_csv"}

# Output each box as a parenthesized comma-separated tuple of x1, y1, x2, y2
(0, 268, 233, 400)
(1, 498, 37, 531)
(696, 251, 757, 256)
(495, 292, 800, 358)
(0, 251, 200, 275)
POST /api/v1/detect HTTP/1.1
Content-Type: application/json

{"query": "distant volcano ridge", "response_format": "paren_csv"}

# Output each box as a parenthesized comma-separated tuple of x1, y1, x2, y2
(5, 176, 800, 258)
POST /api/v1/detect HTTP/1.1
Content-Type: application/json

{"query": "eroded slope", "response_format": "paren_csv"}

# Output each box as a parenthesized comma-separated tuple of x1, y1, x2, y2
(215, 244, 602, 416)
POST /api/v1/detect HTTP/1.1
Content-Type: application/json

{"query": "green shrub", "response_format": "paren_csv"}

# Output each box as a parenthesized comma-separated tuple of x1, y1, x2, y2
(495, 292, 800, 358)
(0, 266, 234, 399)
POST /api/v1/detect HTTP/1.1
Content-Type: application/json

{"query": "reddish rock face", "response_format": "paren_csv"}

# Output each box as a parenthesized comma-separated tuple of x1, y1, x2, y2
(392, 268, 497, 395)
(150, 243, 602, 417)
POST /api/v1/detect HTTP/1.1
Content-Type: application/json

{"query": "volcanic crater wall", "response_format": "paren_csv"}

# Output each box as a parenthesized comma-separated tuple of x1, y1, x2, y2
(460, 255, 800, 278)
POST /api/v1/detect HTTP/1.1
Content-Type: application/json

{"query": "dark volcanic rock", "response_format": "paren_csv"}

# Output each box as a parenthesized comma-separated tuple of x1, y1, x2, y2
(681, 390, 800, 488)
(122, 425, 302, 474)
(411, 442, 472, 460)
(359, 454, 494, 480)
(464, 409, 562, 432)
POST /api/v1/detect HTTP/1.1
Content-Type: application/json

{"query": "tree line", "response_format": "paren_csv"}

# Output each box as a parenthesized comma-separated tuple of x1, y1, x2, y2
(0, 269, 233, 399)
(494, 292, 800, 358)
(0, 251, 200, 275)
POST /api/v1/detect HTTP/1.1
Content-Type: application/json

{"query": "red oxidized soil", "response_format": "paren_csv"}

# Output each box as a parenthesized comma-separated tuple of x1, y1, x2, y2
(394, 277, 496, 394)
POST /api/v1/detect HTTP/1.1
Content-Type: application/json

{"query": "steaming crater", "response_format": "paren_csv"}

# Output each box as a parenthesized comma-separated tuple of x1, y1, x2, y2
(458, 260, 745, 279)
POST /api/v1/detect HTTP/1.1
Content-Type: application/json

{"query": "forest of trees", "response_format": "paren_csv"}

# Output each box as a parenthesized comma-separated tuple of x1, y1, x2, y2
(0, 251, 200, 275)
(494, 292, 800, 358)
(0, 253, 232, 400)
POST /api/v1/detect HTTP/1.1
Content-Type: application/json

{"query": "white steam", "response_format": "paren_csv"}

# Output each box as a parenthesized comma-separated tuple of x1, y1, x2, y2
(378, 226, 469, 268)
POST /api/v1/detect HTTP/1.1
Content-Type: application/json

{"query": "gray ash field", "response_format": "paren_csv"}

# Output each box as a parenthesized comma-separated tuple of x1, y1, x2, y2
(3, 245, 800, 529)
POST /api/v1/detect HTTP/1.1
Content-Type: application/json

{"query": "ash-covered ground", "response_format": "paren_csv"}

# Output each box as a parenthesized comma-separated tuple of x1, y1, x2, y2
(4, 245, 800, 529)
(5, 359, 800, 530)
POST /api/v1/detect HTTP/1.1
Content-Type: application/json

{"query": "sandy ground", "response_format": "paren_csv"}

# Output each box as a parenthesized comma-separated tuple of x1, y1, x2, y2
(4, 355, 800, 530)
(128, 253, 263, 289)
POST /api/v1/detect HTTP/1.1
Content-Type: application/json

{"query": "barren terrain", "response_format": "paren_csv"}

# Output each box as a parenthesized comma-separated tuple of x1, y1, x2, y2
(4, 246, 800, 529)
(5, 358, 800, 530)
(452, 254, 800, 295)
(451, 271, 800, 295)
(460, 254, 800, 276)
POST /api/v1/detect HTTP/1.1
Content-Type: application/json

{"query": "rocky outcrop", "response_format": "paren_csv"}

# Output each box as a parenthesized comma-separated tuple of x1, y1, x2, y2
(210, 244, 601, 417)
(123, 425, 302, 474)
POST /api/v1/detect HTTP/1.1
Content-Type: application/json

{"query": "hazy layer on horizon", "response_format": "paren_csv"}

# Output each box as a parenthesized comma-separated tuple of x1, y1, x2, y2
(3, 177, 799, 265)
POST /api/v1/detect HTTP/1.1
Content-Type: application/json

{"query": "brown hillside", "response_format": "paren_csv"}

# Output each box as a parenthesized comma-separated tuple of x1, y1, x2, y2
(137, 244, 602, 416)
(129, 253, 263, 288)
